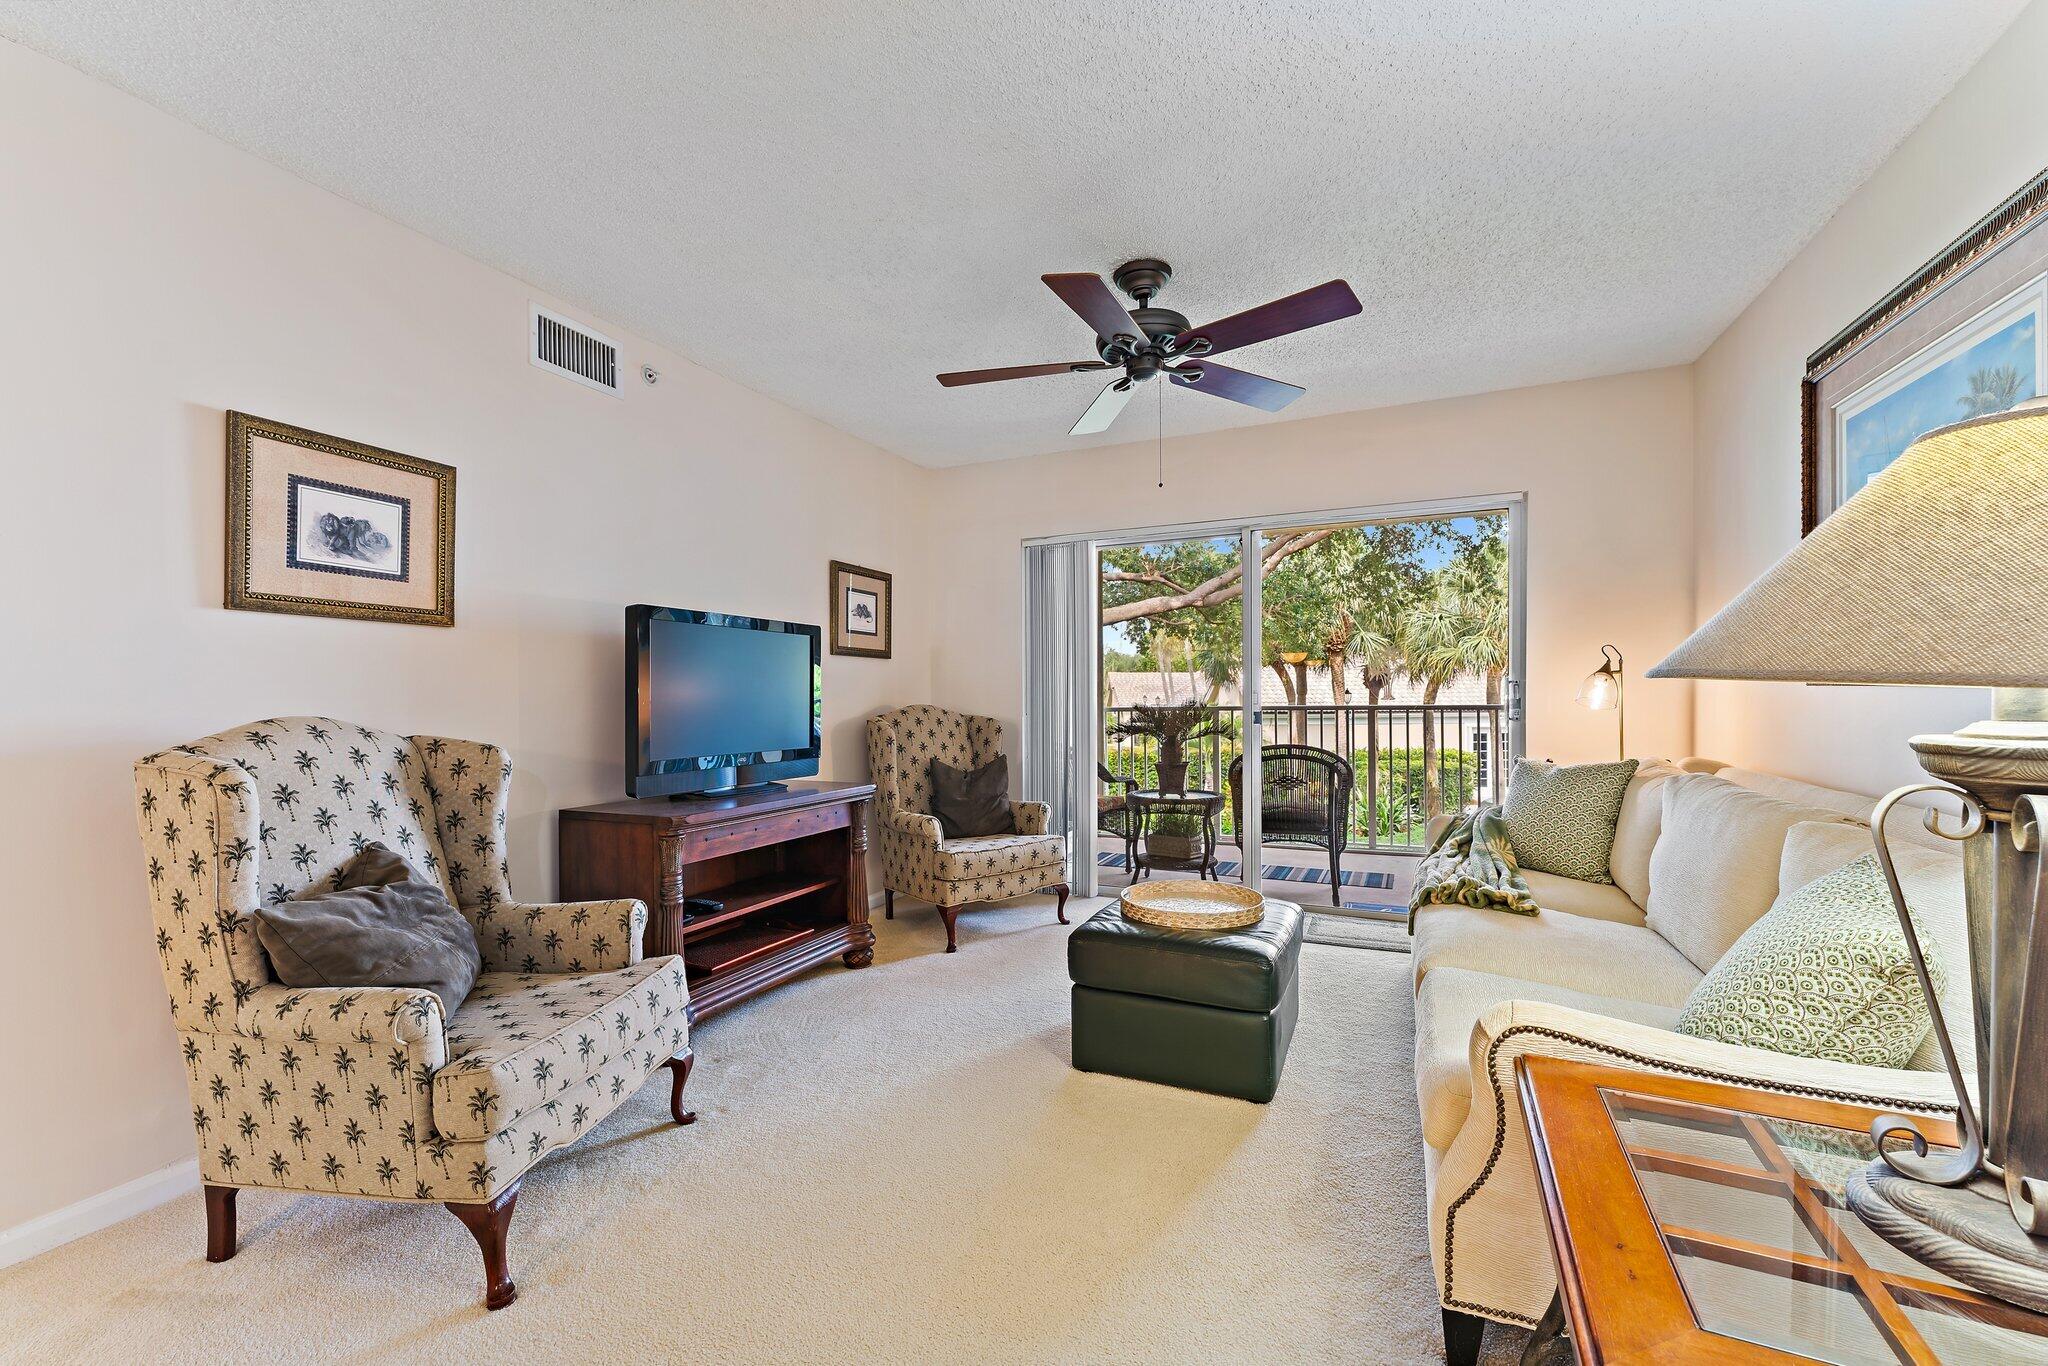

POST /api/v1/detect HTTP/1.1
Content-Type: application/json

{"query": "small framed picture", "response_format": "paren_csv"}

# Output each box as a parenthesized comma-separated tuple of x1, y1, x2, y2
(828, 560, 891, 658)
(226, 411, 455, 626)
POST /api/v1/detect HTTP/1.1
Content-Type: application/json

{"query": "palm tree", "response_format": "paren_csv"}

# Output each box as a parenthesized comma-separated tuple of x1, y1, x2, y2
(1959, 364, 2026, 417)
(1395, 591, 1468, 822)
(1435, 539, 1511, 802)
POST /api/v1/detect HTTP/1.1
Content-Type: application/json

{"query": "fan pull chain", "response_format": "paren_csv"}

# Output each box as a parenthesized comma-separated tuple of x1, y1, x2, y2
(1156, 379, 1165, 489)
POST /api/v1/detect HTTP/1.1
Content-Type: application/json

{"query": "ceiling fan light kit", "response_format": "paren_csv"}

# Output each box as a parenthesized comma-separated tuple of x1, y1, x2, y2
(936, 259, 1362, 438)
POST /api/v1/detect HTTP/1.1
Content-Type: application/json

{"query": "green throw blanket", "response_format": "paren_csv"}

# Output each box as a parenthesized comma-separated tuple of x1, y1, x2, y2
(1407, 805, 1537, 927)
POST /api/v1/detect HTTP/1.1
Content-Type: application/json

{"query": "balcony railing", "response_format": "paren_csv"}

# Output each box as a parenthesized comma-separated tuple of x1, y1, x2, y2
(1100, 703, 1507, 852)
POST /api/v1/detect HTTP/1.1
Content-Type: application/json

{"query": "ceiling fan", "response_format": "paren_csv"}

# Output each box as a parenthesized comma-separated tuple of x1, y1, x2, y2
(936, 259, 1362, 436)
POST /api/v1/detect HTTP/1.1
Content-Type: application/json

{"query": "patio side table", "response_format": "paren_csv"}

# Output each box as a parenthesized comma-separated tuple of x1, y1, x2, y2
(1127, 789, 1225, 881)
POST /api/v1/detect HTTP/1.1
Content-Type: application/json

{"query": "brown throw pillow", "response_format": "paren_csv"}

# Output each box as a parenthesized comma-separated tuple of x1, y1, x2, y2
(929, 755, 1016, 838)
(255, 842, 481, 1015)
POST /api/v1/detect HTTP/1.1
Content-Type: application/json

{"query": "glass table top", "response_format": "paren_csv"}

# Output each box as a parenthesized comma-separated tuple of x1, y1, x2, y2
(1601, 1088, 2048, 1364)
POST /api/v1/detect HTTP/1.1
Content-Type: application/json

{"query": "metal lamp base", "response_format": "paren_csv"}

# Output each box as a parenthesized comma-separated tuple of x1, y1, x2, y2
(1848, 1160, 2048, 1312)
(1859, 690, 2048, 1302)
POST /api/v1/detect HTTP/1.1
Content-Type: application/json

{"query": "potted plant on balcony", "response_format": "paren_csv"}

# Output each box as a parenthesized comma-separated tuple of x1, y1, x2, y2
(1110, 703, 1225, 795)
(1145, 807, 1205, 862)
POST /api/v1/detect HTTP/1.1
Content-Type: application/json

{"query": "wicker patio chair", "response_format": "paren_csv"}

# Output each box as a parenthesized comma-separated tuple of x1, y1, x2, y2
(1227, 744, 1355, 905)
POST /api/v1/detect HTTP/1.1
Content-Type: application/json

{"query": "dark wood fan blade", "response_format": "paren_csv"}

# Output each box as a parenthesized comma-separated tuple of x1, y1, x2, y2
(1043, 274, 1152, 350)
(1172, 280, 1361, 358)
(1167, 361, 1304, 412)
(936, 361, 1109, 387)
(1070, 379, 1135, 435)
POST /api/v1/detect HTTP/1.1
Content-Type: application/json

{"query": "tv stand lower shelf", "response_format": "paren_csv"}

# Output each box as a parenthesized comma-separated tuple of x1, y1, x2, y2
(557, 781, 876, 1022)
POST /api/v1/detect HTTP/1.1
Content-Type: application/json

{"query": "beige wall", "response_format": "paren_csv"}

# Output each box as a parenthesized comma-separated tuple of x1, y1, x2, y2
(0, 42, 932, 1232)
(1689, 1, 2048, 794)
(927, 367, 1698, 771)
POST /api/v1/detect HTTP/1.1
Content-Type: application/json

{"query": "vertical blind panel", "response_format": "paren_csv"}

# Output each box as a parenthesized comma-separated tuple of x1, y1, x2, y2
(1022, 541, 1092, 881)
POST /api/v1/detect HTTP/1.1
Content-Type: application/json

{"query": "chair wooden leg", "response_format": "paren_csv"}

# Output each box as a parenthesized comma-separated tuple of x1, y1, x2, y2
(203, 1184, 237, 1263)
(662, 1050, 698, 1125)
(940, 905, 959, 952)
(884, 889, 894, 920)
(1330, 849, 1343, 906)
(1442, 1307, 1485, 1366)
(1052, 882, 1070, 924)
(447, 1182, 521, 1310)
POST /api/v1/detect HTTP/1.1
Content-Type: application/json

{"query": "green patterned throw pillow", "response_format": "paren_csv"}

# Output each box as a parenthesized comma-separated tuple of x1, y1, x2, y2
(1498, 758, 1638, 883)
(1675, 854, 1941, 1068)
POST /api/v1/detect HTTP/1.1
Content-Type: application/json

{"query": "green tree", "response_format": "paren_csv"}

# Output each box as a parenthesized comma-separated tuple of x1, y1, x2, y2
(1959, 365, 2026, 417)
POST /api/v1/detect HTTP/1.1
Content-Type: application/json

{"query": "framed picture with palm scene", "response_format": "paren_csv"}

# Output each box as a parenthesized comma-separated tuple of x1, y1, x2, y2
(1803, 165, 2048, 531)
(225, 411, 456, 626)
(828, 559, 891, 658)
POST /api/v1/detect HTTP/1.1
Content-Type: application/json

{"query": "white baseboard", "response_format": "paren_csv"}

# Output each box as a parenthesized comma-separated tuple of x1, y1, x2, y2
(0, 1158, 199, 1269)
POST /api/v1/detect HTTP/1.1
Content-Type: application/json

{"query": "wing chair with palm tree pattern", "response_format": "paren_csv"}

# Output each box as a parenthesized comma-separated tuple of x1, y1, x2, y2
(867, 705, 1069, 952)
(133, 716, 695, 1309)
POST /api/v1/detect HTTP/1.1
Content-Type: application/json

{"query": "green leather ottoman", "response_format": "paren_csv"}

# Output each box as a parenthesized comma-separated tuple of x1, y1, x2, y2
(1067, 898, 1303, 1103)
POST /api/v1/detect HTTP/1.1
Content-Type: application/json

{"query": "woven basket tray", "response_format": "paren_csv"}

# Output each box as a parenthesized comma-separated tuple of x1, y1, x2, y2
(1119, 881, 1266, 931)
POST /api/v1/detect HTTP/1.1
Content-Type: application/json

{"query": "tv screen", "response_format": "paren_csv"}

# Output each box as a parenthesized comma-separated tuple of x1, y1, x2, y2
(626, 606, 821, 797)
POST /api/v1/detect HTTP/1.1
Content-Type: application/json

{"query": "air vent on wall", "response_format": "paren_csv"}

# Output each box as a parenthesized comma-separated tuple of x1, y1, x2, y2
(530, 304, 620, 394)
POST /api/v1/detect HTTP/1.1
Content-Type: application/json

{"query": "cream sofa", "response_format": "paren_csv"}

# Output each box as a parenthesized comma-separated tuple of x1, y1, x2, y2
(1414, 759, 1973, 1361)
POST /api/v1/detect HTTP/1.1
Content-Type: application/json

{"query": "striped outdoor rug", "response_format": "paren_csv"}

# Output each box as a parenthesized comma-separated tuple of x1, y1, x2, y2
(1095, 850, 1393, 891)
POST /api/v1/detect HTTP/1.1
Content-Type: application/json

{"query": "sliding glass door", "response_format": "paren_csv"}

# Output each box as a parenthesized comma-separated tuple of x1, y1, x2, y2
(1096, 529, 1250, 885)
(1255, 508, 1516, 904)
(1036, 493, 1523, 907)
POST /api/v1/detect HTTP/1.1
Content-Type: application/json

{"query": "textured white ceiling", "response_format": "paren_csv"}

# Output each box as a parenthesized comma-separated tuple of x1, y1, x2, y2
(1, 2, 2027, 466)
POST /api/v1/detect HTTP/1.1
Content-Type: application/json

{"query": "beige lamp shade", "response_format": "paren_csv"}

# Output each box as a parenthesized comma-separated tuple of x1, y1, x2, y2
(1650, 404, 2048, 687)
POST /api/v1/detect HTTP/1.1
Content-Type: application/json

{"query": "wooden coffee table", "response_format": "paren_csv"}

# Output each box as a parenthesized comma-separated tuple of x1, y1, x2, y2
(1516, 1055, 2048, 1363)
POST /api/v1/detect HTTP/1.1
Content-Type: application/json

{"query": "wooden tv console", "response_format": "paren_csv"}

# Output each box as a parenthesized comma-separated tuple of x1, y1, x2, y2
(557, 781, 875, 1021)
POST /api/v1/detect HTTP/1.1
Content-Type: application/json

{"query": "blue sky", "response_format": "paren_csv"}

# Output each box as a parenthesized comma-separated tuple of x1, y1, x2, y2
(1843, 312, 2037, 494)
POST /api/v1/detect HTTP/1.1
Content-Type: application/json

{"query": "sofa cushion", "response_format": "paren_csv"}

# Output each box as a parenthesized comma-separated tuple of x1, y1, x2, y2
(1411, 903, 1702, 1006)
(1645, 774, 1851, 972)
(1607, 759, 1682, 907)
(433, 958, 688, 1142)
(1676, 854, 1942, 1068)
(1521, 869, 1646, 926)
(1415, 966, 1682, 1149)
(930, 832, 1064, 881)
(1778, 820, 1972, 1074)
(255, 842, 481, 1013)
(1500, 758, 1638, 882)
(1716, 766, 1958, 855)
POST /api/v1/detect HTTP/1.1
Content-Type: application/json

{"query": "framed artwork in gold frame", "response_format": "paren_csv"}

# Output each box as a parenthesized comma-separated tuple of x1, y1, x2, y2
(828, 560, 891, 658)
(225, 411, 456, 626)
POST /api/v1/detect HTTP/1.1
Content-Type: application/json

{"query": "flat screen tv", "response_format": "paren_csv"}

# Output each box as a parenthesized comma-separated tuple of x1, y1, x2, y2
(626, 605, 822, 798)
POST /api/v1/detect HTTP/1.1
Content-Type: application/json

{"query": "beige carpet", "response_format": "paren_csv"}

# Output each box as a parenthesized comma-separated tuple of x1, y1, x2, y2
(0, 895, 1526, 1363)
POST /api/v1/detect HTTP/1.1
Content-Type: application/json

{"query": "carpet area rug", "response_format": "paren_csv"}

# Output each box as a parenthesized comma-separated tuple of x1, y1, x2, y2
(1304, 912, 1413, 954)
(0, 894, 1527, 1363)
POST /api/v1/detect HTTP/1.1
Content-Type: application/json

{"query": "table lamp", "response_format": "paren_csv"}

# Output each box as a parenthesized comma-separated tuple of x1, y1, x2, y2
(1576, 645, 1625, 759)
(1648, 401, 2048, 1304)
